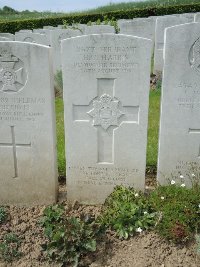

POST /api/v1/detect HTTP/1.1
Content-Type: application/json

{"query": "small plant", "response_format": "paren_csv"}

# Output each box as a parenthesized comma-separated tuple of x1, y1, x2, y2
(0, 207, 7, 224)
(98, 186, 157, 239)
(149, 182, 200, 243)
(40, 204, 65, 238)
(0, 233, 22, 262)
(41, 205, 102, 266)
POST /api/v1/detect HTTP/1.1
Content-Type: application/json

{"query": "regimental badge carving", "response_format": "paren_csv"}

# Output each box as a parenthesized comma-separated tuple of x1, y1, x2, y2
(87, 94, 124, 130)
(189, 37, 200, 73)
(0, 47, 27, 93)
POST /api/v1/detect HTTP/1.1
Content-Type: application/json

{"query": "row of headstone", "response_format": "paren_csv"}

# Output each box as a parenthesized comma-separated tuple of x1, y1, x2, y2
(1, 12, 199, 75)
(0, 19, 200, 205)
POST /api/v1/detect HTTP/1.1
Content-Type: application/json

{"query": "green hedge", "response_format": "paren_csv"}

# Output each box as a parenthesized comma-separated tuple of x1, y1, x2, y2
(1, 3, 200, 33)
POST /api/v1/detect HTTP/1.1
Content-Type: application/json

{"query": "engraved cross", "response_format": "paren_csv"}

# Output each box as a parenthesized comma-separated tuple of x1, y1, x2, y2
(0, 126, 31, 178)
(73, 78, 139, 164)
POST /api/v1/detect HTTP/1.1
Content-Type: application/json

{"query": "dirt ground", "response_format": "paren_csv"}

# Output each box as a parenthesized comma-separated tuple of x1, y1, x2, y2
(0, 178, 199, 267)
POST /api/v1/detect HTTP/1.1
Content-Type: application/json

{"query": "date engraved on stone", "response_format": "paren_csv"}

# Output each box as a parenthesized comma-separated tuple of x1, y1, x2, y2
(0, 47, 27, 93)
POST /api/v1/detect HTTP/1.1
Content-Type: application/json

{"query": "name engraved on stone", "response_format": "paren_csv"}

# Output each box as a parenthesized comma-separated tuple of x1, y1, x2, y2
(0, 48, 27, 93)
(71, 46, 138, 73)
(0, 97, 45, 121)
(73, 78, 139, 164)
(0, 126, 31, 178)
(189, 37, 200, 74)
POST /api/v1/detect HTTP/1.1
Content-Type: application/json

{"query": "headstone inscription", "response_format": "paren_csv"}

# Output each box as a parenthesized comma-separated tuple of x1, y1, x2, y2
(154, 16, 190, 73)
(157, 23, 200, 185)
(0, 42, 58, 205)
(62, 34, 152, 204)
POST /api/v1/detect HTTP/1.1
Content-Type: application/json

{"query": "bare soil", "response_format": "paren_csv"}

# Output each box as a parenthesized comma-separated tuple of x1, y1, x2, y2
(0, 180, 199, 267)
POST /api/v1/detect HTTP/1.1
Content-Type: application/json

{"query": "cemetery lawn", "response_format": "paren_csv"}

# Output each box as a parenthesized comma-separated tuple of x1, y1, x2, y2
(55, 89, 161, 176)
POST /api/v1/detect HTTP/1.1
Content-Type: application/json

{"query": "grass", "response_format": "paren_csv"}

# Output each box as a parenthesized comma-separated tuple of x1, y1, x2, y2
(55, 89, 161, 175)
(86, 0, 200, 13)
(147, 89, 161, 167)
(1, 0, 199, 22)
(0, 12, 65, 21)
(55, 98, 65, 177)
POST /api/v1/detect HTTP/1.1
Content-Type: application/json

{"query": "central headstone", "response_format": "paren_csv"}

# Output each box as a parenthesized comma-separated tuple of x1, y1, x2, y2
(62, 34, 152, 204)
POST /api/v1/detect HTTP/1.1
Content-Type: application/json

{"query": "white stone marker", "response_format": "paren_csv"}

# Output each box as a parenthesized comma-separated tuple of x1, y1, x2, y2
(180, 13, 195, 22)
(0, 33, 14, 40)
(62, 34, 152, 204)
(120, 18, 155, 41)
(0, 37, 10, 41)
(84, 25, 115, 34)
(194, 13, 200, 22)
(157, 23, 200, 185)
(120, 18, 155, 56)
(50, 29, 83, 74)
(0, 41, 58, 205)
(154, 16, 190, 73)
(15, 32, 50, 46)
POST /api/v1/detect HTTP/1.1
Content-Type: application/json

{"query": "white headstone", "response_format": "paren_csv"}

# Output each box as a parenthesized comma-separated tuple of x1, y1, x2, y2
(0, 33, 15, 41)
(154, 16, 190, 73)
(117, 19, 132, 29)
(180, 13, 195, 22)
(51, 29, 83, 74)
(18, 30, 33, 33)
(62, 34, 152, 204)
(120, 18, 155, 42)
(157, 23, 200, 185)
(84, 25, 115, 34)
(0, 41, 58, 205)
(15, 32, 50, 46)
(0, 37, 10, 41)
(194, 13, 200, 22)
(43, 26, 55, 29)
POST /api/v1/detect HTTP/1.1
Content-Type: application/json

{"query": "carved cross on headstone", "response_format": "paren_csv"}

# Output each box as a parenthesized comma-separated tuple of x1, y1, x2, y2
(73, 78, 139, 164)
(189, 128, 200, 157)
(0, 126, 31, 178)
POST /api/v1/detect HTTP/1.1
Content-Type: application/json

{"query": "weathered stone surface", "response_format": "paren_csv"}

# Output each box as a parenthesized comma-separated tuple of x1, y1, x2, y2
(62, 34, 152, 204)
(194, 13, 200, 22)
(157, 23, 200, 185)
(0, 37, 10, 41)
(120, 18, 155, 41)
(51, 29, 83, 73)
(15, 32, 50, 46)
(84, 25, 115, 34)
(180, 13, 195, 22)
(0, 42, 58, 205)
(0, 33, 14, 40)
(154, 16, 190, 73)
